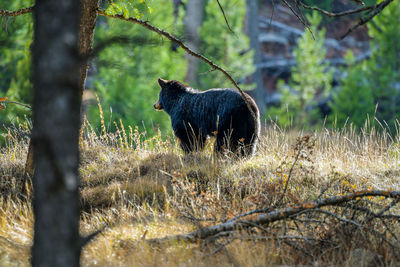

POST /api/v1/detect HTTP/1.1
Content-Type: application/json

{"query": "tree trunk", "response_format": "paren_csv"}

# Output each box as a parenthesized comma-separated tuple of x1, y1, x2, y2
(246, 0, 265, 115)
(31, 0, 81, 266)
(79, 0, 99, 96)
(25, 0, 99, 176)
(184, 0, 204, 85)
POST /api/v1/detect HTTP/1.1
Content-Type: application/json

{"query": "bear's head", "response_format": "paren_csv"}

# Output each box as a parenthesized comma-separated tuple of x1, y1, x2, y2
(154, 78, 187, 113)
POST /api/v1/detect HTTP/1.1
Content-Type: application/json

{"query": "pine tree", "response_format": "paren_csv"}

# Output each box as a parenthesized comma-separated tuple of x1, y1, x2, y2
(363, 0, 400, 130)
(267, 11, 333, 128)
(197, 0, 254, 90)
(328, 1, 399, 131)
(329, 51, 375, 128)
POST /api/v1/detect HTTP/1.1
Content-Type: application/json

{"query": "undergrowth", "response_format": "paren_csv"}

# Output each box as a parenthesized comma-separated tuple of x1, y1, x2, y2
(0, 118, 400, 266)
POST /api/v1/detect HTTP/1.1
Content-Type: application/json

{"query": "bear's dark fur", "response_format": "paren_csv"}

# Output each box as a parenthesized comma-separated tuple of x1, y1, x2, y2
(154, 78, 260, 156)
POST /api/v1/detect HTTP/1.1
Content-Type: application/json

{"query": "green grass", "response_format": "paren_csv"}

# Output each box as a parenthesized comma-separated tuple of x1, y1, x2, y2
(1, 119, 400, 266)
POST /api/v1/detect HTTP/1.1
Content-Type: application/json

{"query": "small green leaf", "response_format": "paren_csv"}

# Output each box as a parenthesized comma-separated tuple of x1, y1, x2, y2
(105, 4, 116, 15)
(123, 8, 130, 19)
(133, 8, 141, 19)
(113, 3, 123, 13)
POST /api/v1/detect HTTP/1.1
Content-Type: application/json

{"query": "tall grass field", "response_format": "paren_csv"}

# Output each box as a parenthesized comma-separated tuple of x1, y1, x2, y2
(1, 117, 400, 266)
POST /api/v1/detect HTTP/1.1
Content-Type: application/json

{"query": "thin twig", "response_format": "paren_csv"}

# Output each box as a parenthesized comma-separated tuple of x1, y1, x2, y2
(282, 0, 315, 40)
(216, 0, 235, 35)
(4, 101, 32, 110)
(340, 0, 394, 39)
(298, 1, 377, 18)
(274, 146, 302, 207)
(268, 0, 275, 30)
(0, 6, 34, 17)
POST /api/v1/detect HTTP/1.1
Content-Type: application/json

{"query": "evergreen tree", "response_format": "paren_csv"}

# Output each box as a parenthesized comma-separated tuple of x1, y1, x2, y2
(330, 0, 400, 131)
(197, 0, 254, 90)
(88, 0, 186, 135)
(267, 11, 333, 128)
(363, 0, 400, 129)
(0, 0, 33, 126)
(329, 51, 375, 128)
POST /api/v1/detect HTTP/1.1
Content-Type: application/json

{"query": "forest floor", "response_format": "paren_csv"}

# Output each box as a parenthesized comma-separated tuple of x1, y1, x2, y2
(1, 121, 400, 266)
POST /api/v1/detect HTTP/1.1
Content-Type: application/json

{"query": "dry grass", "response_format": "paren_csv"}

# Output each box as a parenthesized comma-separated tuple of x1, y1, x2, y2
(1, 119, 400, 266)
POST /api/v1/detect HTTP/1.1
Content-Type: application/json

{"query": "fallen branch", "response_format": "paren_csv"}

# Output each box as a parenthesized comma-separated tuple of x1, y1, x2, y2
(146, 190, 400, 244)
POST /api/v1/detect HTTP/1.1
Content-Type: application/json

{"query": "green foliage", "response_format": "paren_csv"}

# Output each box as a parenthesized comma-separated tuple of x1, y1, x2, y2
(267, 12, 333, 128)
(302, 0, 333, 12)
(363, 0, 400, 130)
(104, 0, 152, 19)
(88, 0, 186, 136)
(197, 0, 254, 90)
(329, 0, 400, 131)
(0, 0, 33, 128)
(328, 51, 375, 128)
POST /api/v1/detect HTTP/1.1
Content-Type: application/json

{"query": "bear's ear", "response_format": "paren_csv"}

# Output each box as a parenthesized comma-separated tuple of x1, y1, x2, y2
(158, 78, 169, 88)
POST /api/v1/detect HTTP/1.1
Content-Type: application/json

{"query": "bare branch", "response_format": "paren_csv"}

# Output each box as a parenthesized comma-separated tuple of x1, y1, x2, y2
(298, 1, 377, 18)
(340, 0, 394, 39)
(97, 9, 257, 123)
(0, 6, 34, 17)
(282, 0, 315, 39)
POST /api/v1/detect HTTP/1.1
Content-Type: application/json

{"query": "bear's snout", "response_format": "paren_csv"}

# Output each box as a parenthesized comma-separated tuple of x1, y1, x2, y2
(154, 101, 163, 110)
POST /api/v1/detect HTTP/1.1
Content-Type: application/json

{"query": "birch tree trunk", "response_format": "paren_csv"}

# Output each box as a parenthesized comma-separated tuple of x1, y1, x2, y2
(31, 0, 81, 266)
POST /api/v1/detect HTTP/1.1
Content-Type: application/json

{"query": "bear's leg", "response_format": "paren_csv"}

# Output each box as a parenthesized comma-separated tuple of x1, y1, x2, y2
(175, 128, 206, 153)
(216, 123, 254, 157)
(232, 126, 257, 157)
(215, 130, 236, 155)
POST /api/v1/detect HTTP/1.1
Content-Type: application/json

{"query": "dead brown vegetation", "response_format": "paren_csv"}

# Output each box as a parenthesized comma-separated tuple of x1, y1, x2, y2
(0, 120, 400, 266)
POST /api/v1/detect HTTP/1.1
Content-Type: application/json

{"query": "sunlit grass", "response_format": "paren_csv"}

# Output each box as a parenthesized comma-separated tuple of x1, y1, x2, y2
(0, 117, 399, 266)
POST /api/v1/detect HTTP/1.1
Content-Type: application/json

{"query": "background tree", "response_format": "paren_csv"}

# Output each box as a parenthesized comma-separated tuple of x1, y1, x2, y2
(197, 0, 255, 90)
(183, 0, 204, 85)
(328, 51, 375, 128)
(362, 0, 400, 130)
(31, 0, 81, 266)
(246, 0, 265, 115)
(267, 12, 333, 128)
(329, 0, 400, 130)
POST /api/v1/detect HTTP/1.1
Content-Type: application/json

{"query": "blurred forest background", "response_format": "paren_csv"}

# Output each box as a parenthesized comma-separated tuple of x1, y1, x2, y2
(1, 0, 399, 140)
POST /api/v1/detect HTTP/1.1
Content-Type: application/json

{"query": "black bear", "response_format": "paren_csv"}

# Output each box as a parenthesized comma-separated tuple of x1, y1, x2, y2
(154, 78, 260, 156)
